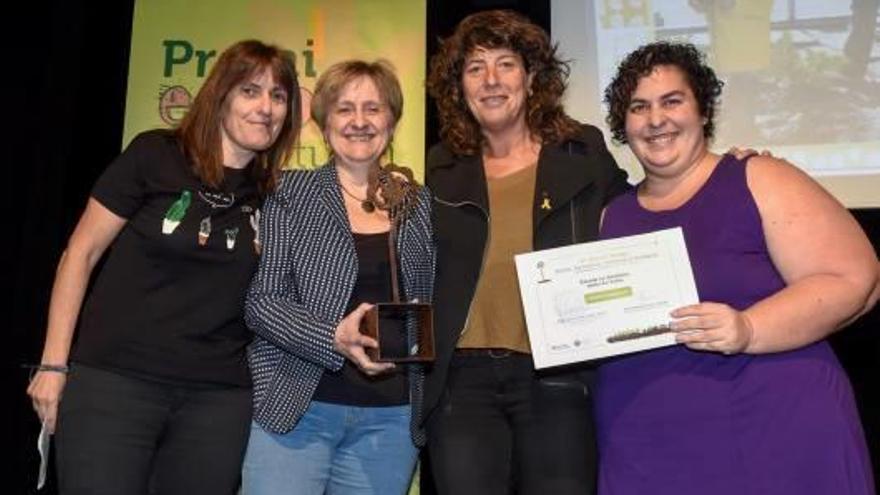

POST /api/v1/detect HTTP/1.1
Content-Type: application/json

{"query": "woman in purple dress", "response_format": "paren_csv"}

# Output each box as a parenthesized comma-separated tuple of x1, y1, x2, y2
(596, 41, 880, 495)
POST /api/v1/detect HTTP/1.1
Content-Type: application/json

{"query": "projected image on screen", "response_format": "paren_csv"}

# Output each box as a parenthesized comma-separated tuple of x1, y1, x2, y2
(553, 0, 880, 207)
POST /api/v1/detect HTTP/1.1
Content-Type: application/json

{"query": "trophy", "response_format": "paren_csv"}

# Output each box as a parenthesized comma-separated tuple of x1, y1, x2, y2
(358, 164, 434, 363)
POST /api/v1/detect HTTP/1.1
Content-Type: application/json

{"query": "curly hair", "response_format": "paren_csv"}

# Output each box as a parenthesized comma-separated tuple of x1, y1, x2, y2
(604, 41, 723, 144)
(427, 9, 580, 155)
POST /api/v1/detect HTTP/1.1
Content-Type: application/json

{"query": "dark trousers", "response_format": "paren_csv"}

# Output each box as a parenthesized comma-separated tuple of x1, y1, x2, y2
(55, 364, 252, 495)
(426, 353, 597, 495)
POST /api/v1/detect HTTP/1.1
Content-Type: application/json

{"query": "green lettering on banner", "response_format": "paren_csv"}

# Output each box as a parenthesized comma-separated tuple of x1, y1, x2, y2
(125, 1, 426, 175)
(284, 39, 317, 79)
(163, 41, 215, 77)
(163, 40, 193, 77)
(302, 39, 316, 77)
(195, 49, 217, 77)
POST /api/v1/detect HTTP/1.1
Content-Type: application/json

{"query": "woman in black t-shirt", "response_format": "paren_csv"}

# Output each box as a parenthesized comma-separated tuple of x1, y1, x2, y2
(26, 39, 302, 495)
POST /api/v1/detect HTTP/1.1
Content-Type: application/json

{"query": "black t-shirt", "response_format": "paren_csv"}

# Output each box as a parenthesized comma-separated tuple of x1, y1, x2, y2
(312, 231, 408, 406)
(71, 129, 259, 387)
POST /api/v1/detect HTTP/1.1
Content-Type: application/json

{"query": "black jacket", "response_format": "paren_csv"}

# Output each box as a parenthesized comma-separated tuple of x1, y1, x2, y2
(423, 124, 630, 424)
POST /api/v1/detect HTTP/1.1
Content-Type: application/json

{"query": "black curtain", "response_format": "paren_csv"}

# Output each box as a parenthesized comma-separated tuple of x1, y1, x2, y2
(9, 1, 879, 493)
(10, 2, 135, 493)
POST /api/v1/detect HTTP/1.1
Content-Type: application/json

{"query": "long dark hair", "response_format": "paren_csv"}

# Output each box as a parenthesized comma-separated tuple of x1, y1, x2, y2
(177, 39, 302, 194)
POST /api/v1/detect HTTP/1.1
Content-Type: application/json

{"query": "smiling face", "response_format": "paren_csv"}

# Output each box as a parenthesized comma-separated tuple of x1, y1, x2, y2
(220, 67, 289, 168)
(624, 64, 708, 179)
(461, 47, 532, 135)
(324, 75, 394, 170)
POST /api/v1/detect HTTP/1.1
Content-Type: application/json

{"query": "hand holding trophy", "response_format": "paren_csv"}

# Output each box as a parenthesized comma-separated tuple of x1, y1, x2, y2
(358, 163, 434, 363)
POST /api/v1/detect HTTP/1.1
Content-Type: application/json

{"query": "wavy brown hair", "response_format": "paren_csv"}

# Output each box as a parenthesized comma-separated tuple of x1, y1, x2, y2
(177, 39, 301, 194)
(604, 41, 723, 144)
(427, 9, 580, 156)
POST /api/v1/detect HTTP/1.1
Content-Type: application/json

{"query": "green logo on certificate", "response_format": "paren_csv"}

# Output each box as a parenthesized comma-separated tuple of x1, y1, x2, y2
(584, 287, 632, 304)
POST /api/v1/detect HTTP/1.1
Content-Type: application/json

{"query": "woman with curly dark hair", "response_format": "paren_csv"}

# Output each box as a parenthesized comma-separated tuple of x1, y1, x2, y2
(597, 41, 878, 495)
(423, 9, 630, 494)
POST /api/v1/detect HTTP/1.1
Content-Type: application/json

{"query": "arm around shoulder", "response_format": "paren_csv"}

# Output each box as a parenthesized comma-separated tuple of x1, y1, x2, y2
(578, 123, 631, 201)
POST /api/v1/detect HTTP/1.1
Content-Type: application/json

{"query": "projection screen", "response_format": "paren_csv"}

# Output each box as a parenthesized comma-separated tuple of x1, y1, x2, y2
(552, 0, 880, 208)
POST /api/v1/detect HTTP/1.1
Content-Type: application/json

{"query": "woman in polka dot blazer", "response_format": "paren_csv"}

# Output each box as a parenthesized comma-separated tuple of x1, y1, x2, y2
(241, 59, 434, 495)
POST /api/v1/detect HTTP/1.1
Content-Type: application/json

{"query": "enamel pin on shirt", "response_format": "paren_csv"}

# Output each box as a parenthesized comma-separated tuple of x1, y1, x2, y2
(249, 208, 261, 255)
(225, 227, 240, 250)
(198, 216, 212, 246)
(540, 192, 552, 211)
(162, 190, 191, 234)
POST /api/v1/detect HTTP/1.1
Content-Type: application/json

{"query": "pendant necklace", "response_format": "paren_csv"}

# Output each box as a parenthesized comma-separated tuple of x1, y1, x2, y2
(339, 181, 376, 213)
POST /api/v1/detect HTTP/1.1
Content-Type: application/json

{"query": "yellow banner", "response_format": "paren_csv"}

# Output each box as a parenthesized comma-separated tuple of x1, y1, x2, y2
(124, 0, 427, 178)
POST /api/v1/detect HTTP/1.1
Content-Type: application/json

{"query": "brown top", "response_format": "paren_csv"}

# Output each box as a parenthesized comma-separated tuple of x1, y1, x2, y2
(458, 163, 536, 353)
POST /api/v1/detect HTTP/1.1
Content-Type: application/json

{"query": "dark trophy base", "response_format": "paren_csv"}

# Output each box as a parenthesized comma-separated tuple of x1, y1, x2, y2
(360, 303, 434, 363)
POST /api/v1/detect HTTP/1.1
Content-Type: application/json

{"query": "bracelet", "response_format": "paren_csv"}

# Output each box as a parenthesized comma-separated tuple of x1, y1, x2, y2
(23, 363, 70, 374)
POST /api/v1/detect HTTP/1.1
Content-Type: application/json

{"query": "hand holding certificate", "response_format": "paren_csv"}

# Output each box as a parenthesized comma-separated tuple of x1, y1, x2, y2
(514, 227, 699, 369)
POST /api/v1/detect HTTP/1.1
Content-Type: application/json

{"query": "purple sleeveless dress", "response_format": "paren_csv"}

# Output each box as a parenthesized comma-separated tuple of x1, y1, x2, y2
(595, 155, 874, 495)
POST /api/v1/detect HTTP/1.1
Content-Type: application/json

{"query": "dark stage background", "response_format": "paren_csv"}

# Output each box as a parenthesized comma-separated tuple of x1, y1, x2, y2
(8, 1, 879, 493)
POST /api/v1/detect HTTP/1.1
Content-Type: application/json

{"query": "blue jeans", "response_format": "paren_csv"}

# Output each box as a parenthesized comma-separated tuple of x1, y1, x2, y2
(242, 401, 417, 495)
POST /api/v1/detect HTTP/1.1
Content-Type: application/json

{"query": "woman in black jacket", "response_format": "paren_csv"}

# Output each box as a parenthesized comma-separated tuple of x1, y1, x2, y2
(423, 10, 629, 495)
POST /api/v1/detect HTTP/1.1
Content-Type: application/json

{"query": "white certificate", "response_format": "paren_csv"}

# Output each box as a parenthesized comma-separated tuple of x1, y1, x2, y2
(514, 227, 699, 369)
